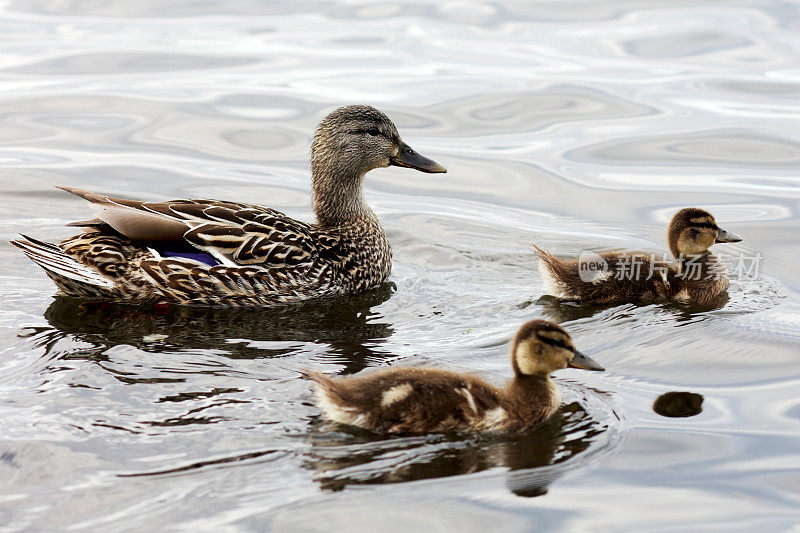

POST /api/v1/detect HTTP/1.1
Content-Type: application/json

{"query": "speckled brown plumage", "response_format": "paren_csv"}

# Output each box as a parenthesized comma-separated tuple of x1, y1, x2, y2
(306, 319, 604, 434)
(535, 207, 742, 305)
(10, 105, 445, 307)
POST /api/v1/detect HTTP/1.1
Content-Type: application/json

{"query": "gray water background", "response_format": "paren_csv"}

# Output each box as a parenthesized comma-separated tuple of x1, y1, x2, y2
(1, 0, 799, 530)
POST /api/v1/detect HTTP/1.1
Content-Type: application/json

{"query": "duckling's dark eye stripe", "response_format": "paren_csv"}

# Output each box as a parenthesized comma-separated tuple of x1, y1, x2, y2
(536, 334, 573, 351)
(689, 222, 718, 230)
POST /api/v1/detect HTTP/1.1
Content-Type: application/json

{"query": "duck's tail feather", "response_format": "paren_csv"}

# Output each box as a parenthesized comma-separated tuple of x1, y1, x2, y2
(299, 368, 330, 386)
(300, 369, 344, 400)
(300, 370, 362, 425)
(531, 242, 562, 273)
(10, 234, 117, 298)
(530, 242, 554, 262)
(531, 242, 570, 298)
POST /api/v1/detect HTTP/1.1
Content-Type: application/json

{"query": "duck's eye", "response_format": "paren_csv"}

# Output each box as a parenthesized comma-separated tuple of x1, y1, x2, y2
(352, 127, 382, 137)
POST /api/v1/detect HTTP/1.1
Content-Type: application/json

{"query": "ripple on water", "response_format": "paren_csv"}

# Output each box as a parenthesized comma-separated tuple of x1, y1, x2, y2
(5, 52, 261, 75)
(623, 30, 752, 58)
(448, 86, 658, 135)
(567, 130, 800, 168)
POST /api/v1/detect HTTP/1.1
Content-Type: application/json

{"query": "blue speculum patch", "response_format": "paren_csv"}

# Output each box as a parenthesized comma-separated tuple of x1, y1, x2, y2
(151, 242, 219, 266)
(161, 250, 219, 266)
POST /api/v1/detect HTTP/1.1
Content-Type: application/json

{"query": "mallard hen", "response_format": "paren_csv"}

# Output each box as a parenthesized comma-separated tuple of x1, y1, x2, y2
(11, 105, 446, 306)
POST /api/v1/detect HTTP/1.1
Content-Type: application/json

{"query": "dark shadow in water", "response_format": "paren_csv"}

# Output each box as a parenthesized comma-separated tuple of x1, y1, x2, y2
(302, 401, 607, 497)
(534, 291, 731, 324)
(118, 449, 287, 478)
(653, 391, 704, 418)
(660, 292, 731, 324)
(533, 296, 607, 323)
(20, 282, 397, 375)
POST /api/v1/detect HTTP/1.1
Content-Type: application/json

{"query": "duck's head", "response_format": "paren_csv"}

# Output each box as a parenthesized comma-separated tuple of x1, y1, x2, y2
(511, 319, 604, 377)
(311, 105, 446, 180)
(667, 207, 742, 258)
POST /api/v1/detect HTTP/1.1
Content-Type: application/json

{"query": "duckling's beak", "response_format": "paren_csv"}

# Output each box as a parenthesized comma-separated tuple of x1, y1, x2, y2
(568, 350, 604, 371)
(390, 143, 447, 173)
(715, 227, 742, 243)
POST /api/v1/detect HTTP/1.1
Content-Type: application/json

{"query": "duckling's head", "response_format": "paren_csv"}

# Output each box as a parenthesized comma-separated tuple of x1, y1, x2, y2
(311, 105, 446, 180)
(667, 207, 742, 258)
(511, 319, 604, 377)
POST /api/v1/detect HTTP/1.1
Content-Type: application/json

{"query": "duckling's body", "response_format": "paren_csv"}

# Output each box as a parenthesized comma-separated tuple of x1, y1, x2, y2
(307, 320, 603, 434)
(11, 105, 446, 307)
(536, 249, 730, 305)
(309, 367, 560, 433)
(535, 208, 742, 305)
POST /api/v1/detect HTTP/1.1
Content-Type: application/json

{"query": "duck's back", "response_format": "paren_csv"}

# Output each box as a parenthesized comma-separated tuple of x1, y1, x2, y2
(538, 249, 674, 304)
(309, 367, 507, 434)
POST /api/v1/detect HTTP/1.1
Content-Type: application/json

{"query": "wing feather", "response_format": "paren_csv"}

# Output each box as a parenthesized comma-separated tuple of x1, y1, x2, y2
(60, 186, 335, 269)
(55, 187, 352, 304)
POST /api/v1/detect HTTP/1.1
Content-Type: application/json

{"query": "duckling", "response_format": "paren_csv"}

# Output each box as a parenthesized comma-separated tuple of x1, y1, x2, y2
(534, 207, 742, 305)
(305, 319, 603, 434)
(10, 105, 446, 307)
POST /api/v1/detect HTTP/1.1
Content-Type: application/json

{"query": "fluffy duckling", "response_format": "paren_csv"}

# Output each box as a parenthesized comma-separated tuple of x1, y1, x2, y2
(534, 207, 742, 305)
(305, 319, 603, 434)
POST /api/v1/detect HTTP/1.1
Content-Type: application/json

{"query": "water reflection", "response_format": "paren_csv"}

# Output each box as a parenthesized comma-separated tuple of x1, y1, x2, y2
(661, 294, 732, 322)
(653, 392, 704, 418)
(119, 449, 288, 478)
(22, 282, 396, 374)
(536, 292, 731, 324)
(535, 296, 607, 323)
(303, 402, 607, 497)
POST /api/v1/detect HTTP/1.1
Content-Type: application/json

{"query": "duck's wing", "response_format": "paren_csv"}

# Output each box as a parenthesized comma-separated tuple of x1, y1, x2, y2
(58, 186, 337, 269)
(59, 186, 204, 241)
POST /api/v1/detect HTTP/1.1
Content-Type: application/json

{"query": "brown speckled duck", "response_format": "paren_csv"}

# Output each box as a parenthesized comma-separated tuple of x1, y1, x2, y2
(11, 105, 446, 307)
(534, 207, 742, 305)
(305, 319, 603, 434)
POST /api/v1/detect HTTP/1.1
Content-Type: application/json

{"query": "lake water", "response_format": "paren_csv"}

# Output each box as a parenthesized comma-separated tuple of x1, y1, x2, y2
(1, 1, 799, 530)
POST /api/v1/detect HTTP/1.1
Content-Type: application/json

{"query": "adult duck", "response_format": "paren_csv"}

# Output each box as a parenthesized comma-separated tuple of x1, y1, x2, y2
(11, 105, 446, 306)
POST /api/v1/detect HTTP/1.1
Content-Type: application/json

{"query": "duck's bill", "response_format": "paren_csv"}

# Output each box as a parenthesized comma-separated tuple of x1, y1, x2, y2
(390, 143, 447, 173)
(568, 350, 604, 371)
(715, 227, 742, 243)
